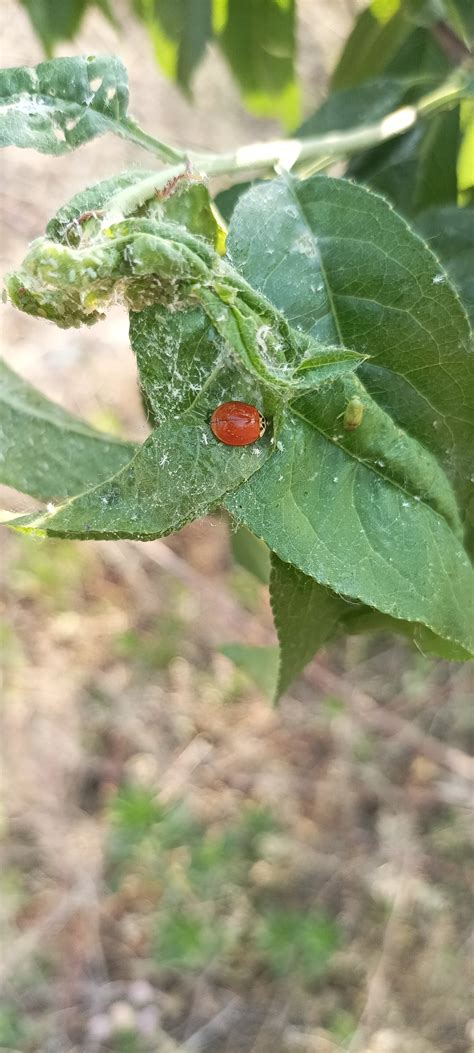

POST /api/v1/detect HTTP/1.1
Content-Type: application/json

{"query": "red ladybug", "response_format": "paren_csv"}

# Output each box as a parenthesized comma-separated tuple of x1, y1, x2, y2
(210, 401, 266, 447)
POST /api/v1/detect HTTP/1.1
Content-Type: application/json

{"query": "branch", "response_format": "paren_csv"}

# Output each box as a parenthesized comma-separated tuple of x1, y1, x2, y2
(104, 65, 473, 220)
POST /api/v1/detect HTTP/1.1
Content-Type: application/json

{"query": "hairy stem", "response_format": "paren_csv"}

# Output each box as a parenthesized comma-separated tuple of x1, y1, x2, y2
(120, 117, 186, 163)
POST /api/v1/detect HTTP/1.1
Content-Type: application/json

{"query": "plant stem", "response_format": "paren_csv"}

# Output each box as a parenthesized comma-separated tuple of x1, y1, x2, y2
(108, 65, 473, 219)
(121, 117, 186, 163)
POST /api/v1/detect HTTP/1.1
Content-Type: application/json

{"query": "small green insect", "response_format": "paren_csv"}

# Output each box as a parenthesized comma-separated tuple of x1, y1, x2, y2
(343, 396, 364, 431)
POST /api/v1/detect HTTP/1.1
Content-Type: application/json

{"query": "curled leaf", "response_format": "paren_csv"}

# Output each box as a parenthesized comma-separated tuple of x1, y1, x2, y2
(7, 216, 363, 396)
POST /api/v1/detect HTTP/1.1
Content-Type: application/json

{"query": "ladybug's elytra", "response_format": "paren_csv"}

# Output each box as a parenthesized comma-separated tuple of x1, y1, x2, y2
(210, 401, 266, 447)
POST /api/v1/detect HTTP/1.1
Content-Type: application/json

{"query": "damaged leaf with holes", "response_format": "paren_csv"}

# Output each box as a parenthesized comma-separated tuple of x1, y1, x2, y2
(0, 54, 180, 159)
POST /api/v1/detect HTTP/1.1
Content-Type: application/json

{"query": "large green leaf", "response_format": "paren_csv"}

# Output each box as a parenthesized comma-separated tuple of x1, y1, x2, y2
(226, 400, 474, 657)
(0, 55, 178, 159)
(16, 418, 270, 540)
(270, 553, 472, 700)
(217, 0, 299, 128)
(133, 0, 212, 94)
(224, 175, 474, 657)
(300, 74, 462, 217)
(226, 176, 473, 545)
(0, 359, 136, 503)
(215, 181, 256, 225)
(301, 42, 462, 216)
(384, 24, 450, 80)
(410, 105, 461, 212)
(416, 205, 474, 325)
(329, 1, 461, 216)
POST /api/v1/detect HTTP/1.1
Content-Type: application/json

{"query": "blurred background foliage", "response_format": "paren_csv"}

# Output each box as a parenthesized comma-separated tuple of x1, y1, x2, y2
(1, 1, 474, 1050)
(18, 0, 300, 125)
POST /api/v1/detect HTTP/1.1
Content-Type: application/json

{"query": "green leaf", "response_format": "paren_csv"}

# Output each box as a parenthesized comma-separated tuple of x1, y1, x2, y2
(12, 332, 273, 538)
(411, 105, 461, 212)
(416, 205, 474, 325)
(299, 76, 414, 140)
(130, 304, 224, 426)
(6, 217, 220, 328)
(329, 3, 461, 218)
(217, 0, 299, 128)
(0, 55, 127, 153)
(47, 170, 155, 240)
(270, 555, 351, 699)
(348, 105, 462, 216)
(220, 643, 279, 698)
(227, 399, 474, 658)
(270, 555, 472, 695)
(215, 180, 256, 225)
(19, 0, 88, 55)
(224, 176, 474, 658)
(230, 523, 271, 583)
(19, 0, 117, 56)
(0, 55, 179, 160)
(331, 0, 413, 91)
(226, 176, 473, 545)
(443, 0, 474, 47)
(341, 607, 474, 660)
(133, 0, 212, 94)
(216, 78, 421, 225)
(385, 24, 450, 79)
(331, 1, 449, 91)
(0, 359, 136, 503)
(46, 170, 224, 249)
(7, 213, 362, 395)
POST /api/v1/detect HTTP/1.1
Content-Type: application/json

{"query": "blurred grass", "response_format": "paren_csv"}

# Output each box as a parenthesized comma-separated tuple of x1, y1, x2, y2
(8, 536, 94, 610)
